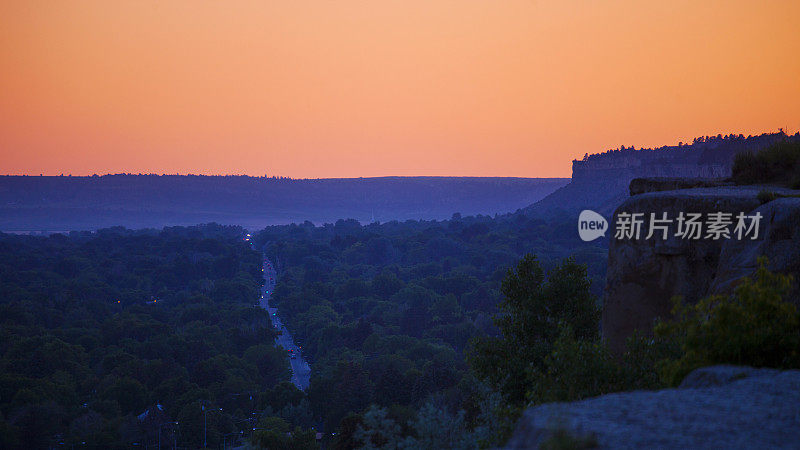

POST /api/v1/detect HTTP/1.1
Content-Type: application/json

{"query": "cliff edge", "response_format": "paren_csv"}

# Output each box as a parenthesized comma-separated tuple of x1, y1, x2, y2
(523, 132, 792, 219)
(603, 185, 800, 353)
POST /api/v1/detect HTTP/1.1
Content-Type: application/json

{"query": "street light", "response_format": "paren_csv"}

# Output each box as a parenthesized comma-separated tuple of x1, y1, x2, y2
(222, 431, 243, 450)
(158, 421, 178, 450)
(201, 401, 223, 448)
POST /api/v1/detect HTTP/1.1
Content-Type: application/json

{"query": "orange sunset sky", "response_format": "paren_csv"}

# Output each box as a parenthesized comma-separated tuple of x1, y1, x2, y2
(1, 0, 799, 178)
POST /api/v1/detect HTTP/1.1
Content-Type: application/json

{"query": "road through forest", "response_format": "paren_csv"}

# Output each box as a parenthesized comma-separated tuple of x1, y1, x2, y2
(258, 252, 311, 391)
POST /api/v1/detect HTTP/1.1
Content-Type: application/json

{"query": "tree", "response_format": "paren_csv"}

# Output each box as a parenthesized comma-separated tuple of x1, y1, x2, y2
(655, 259, 800, 385)
(251, 416, 318, 449)
(402, 402, 477, 450)
(353, 406, 403, 450)
(99, 377, 148, 415)
(333, 413, 364, 450)
(251, 416, 291, 449)
(468, 255, 599, 408)
(526, 326, 629, 403)
(244, 345, 292, 384)
(371, 271, 404, 299)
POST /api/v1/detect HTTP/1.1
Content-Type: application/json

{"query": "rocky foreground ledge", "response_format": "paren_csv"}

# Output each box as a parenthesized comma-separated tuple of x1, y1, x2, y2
(505, 365, 800, 449)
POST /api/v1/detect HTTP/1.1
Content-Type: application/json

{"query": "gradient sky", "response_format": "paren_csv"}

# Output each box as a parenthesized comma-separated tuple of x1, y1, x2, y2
(1, 1, 799, 178)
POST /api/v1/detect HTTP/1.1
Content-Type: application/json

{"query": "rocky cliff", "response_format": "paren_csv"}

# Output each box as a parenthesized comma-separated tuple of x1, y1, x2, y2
(571, 131, 793, 186)
(603, 185, 800, 353)
(524, 131, 795, 218)
(505, 365, 800, 449)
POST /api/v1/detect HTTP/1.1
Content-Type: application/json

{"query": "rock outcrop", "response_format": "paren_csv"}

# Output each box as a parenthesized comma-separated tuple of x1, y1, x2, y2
(571, 132, 794, 186)
(505, 365, 800, 449)
(711, 197, 800, 296)
(524, 131, 796, 219)
(603, 185, 800, 353)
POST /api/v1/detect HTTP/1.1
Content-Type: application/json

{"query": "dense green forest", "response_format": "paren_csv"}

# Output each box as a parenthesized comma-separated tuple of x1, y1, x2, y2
(256, 211, 799, 448)
(0, 225, 303, 449)
(0, 215, 605, 449)
(254, 213, 607, 447)
(3, 211, 797, 448)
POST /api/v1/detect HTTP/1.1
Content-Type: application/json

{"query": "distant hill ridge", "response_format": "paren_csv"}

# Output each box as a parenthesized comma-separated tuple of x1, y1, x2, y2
(0, 175, 568, 232)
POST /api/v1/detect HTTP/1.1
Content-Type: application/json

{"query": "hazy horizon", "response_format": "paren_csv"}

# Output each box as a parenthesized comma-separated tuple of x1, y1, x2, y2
(0, 173, 569, 180)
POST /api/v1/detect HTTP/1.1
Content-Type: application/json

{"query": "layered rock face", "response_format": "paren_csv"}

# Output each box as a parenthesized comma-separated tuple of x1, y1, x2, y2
(711, 197, 800, 295)
(603, 185, 800, 353)
(505, 365, 800, 449)
(525, 132, 794, 219)
(572, 159, 730, 185)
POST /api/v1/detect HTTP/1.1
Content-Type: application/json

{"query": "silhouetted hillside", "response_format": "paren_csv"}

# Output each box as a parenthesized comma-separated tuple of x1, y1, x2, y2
(0, 175, 567, 232)
(525, 131, 800, 218)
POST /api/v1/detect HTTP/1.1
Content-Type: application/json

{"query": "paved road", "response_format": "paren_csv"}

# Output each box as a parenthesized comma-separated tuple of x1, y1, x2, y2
(257, 252, 311, 391)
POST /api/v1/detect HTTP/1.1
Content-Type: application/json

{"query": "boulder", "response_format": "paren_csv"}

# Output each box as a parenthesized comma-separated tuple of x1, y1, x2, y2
(505, 365, 800, 449)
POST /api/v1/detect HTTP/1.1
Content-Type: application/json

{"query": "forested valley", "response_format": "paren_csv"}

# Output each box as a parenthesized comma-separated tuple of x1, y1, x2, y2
(3, 200, 799, 448)
(0, 225, 307, 448)
(0, 213, 608, 448)
(255, 213, 608, 447)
